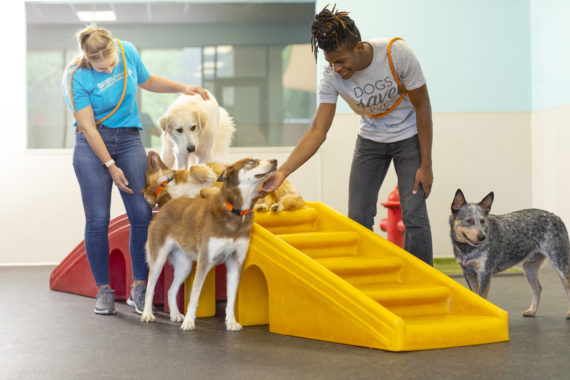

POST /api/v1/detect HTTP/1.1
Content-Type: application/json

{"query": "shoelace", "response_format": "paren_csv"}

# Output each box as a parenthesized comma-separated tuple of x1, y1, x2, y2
(98, 288, 115, 306)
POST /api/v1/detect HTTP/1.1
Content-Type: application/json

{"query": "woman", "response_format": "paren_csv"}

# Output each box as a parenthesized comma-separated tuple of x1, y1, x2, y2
(62, 26, 209, 315)
(259, 6, 433, 265)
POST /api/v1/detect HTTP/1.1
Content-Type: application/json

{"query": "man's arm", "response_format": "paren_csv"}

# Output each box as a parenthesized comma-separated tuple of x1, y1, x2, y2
(259, 103, 336, 193)
(407, 84, 433, 198)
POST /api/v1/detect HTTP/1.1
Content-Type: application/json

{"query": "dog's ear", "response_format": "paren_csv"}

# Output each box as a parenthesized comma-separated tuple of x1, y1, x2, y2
(158, 116, 169, 132)
(451, 189, 466, 214)
(479, 192, 494, 214)
(196, 109, 208, 130)
(217, 165, 235, 183)
(147, 151, 169, 172)
(217, 168, 229, 182)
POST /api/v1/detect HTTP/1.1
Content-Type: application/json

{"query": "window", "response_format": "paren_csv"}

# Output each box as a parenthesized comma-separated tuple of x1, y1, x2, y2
(25, 1, 316, 149)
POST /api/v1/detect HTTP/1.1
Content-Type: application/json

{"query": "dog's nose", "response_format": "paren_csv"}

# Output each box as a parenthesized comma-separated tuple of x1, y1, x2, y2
(186, 145, 195, 153)
(477, 233, 486, 241)
(270, 159, 277, 165)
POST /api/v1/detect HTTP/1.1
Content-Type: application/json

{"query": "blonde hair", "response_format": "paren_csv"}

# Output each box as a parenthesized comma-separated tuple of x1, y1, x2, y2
(66, 26, 117, 72)
(65, 26, 117, 112)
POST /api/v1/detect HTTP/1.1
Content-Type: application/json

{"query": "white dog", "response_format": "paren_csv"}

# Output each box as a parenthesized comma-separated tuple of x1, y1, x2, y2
(159, 90, 235, 169)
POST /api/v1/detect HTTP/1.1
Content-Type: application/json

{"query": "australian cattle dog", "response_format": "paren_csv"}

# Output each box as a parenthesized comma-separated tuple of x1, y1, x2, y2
(450, 189, 570, 319)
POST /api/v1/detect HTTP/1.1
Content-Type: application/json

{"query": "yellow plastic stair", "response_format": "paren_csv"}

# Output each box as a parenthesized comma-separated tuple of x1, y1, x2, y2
(235, 202, 509, 351)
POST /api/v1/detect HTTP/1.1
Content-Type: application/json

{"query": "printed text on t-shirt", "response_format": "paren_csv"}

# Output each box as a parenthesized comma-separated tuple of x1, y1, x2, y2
(353, 76, 398, 113)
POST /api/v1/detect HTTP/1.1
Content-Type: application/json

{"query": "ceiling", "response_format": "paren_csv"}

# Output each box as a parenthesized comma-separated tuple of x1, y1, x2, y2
(26, 1, 315, 25)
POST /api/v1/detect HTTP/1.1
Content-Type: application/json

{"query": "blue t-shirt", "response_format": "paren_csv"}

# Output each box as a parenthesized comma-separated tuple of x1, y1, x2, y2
(62, 40, 150, 129)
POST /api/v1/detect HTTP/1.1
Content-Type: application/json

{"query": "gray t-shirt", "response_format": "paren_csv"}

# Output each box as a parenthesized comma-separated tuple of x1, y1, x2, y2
(318, 38, 426, 143)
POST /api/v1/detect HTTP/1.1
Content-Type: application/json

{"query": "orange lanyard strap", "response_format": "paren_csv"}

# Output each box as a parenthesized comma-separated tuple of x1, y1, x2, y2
(368, 37, 407, 119)
(69, 39, 128, 130)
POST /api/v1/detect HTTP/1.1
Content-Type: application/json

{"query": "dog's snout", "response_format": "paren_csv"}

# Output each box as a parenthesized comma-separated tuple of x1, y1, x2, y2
(477, 233, 486, 241)
(186, 145, 196, 153)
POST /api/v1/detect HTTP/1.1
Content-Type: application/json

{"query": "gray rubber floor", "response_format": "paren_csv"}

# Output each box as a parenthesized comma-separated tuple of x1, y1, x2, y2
(1, 265, 569, 380)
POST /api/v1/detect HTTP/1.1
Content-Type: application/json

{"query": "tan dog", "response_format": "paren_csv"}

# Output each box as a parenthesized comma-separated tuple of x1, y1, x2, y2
(159, 90, 235, 169)
(142, 151, 224, 208)
(141, 158, 277, 331)
(253, 179, 304, 213)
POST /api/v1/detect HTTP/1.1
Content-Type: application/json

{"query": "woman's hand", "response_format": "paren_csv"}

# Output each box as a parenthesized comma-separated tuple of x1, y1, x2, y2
(108, 165, 134, 194)
(183, 85, 210, 100)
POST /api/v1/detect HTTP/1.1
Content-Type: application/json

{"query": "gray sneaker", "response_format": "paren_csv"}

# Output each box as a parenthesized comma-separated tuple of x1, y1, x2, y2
(126, 283, 147, 314)
(94, 286, 116, 315)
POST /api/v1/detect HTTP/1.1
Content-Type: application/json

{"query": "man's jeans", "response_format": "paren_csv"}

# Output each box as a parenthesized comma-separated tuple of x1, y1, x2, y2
(73, 126, 152, 286)
(348, 134, 433, 265)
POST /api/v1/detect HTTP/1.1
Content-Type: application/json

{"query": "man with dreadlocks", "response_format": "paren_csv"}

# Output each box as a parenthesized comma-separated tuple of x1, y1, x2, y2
(260, 5, 433, 265)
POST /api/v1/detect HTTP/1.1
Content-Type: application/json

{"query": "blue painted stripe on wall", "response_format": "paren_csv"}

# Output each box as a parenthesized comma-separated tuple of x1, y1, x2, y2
(316, 0, 531, 113)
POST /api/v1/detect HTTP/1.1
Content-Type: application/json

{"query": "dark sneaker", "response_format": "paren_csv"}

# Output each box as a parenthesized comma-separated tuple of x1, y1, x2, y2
(94, 287, 116, 315)
(126, 284, 147, 314)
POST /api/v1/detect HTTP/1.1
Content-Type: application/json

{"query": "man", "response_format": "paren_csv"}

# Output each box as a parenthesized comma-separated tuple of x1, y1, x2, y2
(260, 6, 433, 265)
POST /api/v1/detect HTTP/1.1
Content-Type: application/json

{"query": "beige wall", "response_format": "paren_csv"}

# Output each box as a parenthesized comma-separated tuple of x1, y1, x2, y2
(0, 109, 532, 264)
(532, 104, 570, 226)
(319, 111, 532, 258)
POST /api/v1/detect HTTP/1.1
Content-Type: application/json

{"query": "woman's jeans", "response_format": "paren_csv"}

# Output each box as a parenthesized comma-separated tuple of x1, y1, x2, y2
(348, 134, 433, 265)
(73, 126, 151, 287)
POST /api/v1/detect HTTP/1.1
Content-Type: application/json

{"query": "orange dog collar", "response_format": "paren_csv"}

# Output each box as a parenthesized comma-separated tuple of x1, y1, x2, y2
(225, 201, 251, 217)
(155, 177, 173, 197)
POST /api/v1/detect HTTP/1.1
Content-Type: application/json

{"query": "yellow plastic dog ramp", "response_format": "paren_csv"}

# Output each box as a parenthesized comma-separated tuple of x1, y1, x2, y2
(235, 202, 509, 351)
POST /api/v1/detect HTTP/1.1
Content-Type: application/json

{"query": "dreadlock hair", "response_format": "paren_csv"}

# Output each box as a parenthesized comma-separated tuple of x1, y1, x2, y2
(310, 5, 361, 61)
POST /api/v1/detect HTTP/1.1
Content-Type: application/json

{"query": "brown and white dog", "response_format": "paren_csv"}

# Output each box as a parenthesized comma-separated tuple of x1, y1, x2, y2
(159, 90, 235, 169)
(142, 151, 224, 208)
(144, 151, 305, 212)
(141, 157, 277, 331)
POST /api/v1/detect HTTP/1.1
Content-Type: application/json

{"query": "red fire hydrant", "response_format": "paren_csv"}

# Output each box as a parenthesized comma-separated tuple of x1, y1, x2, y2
(379, 186, 406, 248)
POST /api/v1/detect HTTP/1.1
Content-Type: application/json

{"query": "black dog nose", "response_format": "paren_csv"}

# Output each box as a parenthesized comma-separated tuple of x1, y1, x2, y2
(478, 233, 486, 241)
(270, 159, 277, 165)
(186, 145, 195, 153)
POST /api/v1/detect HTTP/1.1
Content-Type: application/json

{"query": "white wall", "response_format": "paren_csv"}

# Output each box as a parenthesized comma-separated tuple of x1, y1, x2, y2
(530, 1, 570, 232)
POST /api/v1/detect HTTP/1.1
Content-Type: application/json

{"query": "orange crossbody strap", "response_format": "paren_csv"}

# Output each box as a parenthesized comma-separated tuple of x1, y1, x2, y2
(69, 39, 128, 131)
(368, 37, 407, 119)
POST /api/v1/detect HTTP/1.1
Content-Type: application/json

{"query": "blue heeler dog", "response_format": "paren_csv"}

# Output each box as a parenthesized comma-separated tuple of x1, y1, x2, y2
(450, 189, 570, 319)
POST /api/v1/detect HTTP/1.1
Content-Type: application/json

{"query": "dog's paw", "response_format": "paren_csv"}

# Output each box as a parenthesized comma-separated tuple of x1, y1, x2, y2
(225, 320, 243, 331)
(180, 319, 196, 331)
(141, 312, 156, 323)
(522, 309, 536, 317)
(270, 203, 284, 213)
(170, 312, 185, 323)
(254, 203, 268, 212)
(190, 165, 218, 183)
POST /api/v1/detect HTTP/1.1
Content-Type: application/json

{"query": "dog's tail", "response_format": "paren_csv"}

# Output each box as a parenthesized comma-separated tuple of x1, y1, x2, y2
(213, 107, 236, 160)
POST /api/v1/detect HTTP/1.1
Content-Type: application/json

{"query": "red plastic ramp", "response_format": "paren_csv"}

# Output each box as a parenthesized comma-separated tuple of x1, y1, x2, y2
(50, 213, 170, 305)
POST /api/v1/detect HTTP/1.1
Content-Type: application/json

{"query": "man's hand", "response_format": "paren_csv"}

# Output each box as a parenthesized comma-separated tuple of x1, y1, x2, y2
(413, 165, 433, 199)
(184, 85, 210, 100)
(257, 171, 287, 197)
(109, 165, 134, 194)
